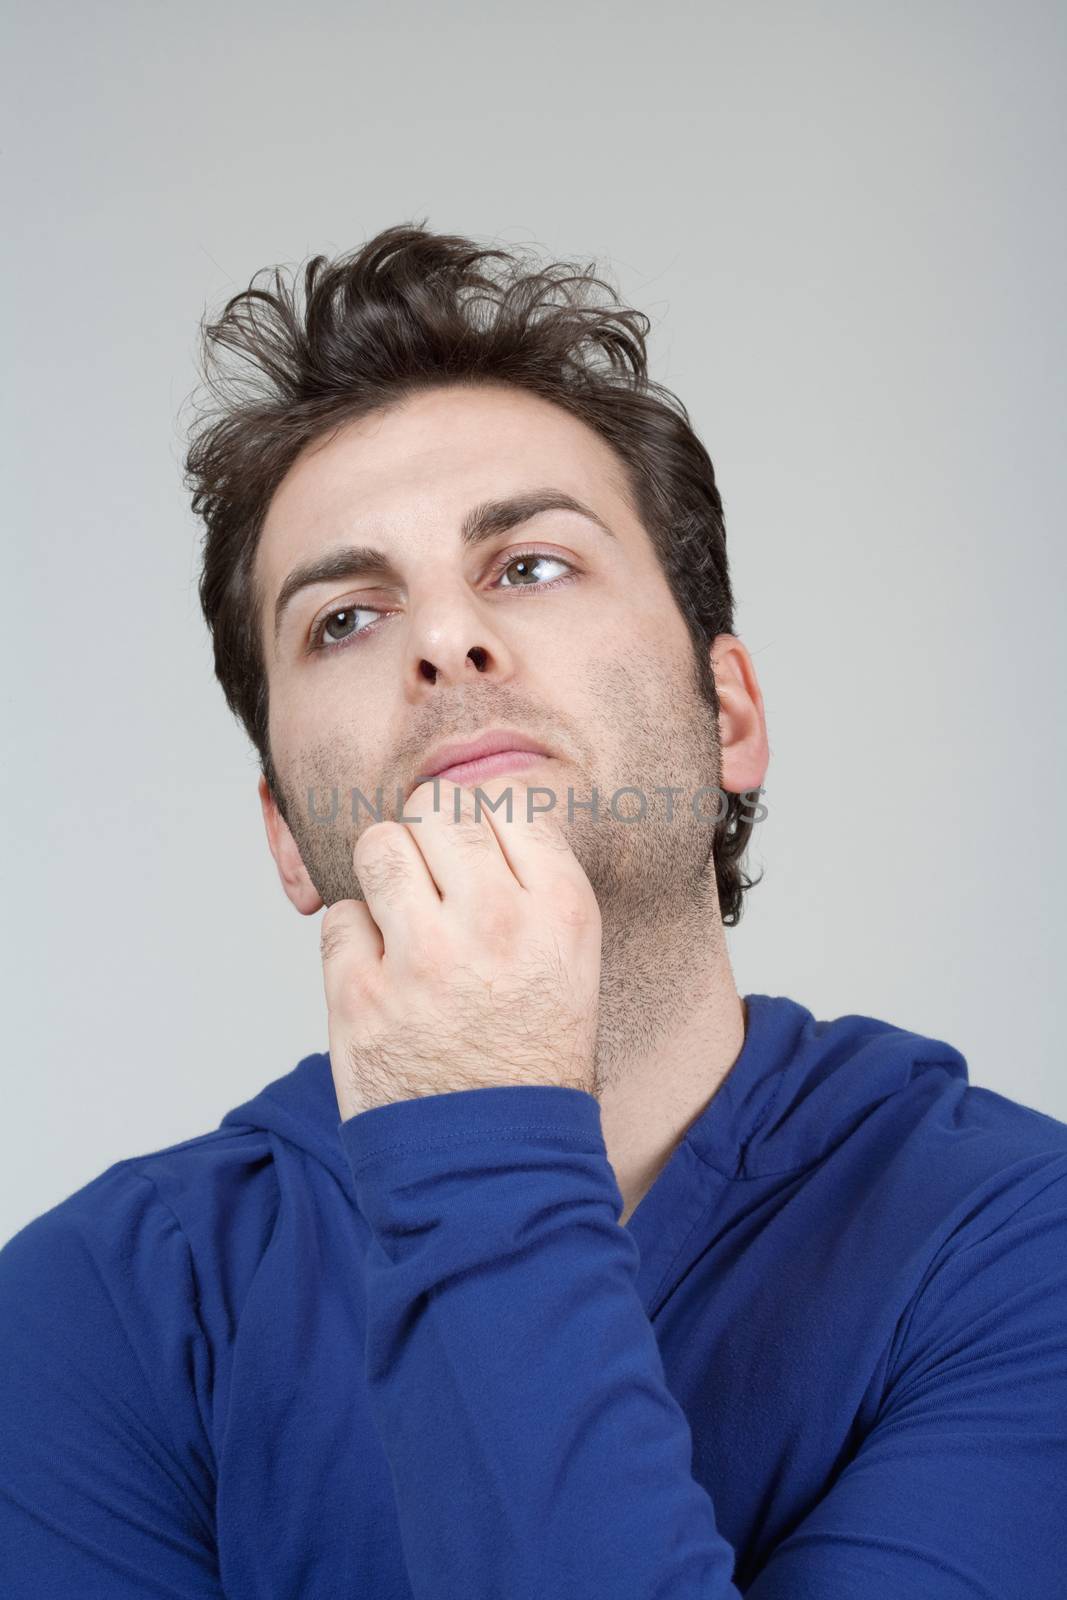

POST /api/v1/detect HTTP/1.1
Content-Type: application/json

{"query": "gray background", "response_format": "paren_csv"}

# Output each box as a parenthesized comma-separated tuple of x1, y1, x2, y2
(2, 2, 1064, 1245)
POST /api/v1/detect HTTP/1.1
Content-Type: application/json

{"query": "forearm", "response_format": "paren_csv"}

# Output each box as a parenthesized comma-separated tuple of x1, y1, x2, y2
(343, 1083, 743, 1600)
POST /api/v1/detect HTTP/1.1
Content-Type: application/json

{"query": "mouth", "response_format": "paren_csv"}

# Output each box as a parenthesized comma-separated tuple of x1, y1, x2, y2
(410, 728, 554, 797)
(422, 748, 551, 789)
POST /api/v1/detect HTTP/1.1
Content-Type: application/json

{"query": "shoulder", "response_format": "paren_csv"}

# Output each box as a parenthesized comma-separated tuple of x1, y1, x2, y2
(811, 998, 1067, 1189)
(0, 1132, 263, 1569)
(4, 1117, 278, 1251)
(750, 997, 1067, 1296)
(903, 1069, 1067, 1264)
(0, 1120, 283, 1369)
(881, 1060, 1067, 1237)
(744, 995, 1067, 1202)
(841, 1035, 1067, 1384)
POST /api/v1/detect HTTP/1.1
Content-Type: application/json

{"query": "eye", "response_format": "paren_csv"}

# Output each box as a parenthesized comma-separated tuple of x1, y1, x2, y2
(493, 550, 573, 589)
(309, 604, 382, 650)
(307, 550, 576, 655)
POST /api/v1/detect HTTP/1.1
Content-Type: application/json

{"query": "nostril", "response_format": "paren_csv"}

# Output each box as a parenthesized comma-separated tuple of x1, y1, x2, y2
(469, 646, 488, 671)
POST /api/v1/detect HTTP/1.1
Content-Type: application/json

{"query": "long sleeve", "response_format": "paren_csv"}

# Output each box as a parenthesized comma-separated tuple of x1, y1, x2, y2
(342, 1084, 1067, 1600)
(744, 1164, 1067, 1598)
(0, 1166, 223, 1598)
(341, 1083, 745, 1599)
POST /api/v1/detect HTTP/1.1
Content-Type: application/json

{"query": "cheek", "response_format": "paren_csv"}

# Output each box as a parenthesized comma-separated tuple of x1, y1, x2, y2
(590, 580, 684, 658)
(578, 630, 693, 744)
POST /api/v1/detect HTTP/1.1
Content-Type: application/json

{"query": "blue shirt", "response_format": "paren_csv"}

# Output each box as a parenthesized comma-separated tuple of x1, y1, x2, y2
(2, 992, 1066, 1597)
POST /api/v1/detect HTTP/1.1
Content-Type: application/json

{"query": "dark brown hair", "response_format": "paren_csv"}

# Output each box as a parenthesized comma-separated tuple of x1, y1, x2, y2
(183, 221, 763, 924)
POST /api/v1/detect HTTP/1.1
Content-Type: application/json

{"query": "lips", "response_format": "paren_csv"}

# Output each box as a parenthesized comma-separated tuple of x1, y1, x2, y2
(413, 728, 553, 792)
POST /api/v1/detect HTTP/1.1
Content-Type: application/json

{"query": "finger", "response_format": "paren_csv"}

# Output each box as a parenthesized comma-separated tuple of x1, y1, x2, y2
(354, 820, 440, 953)
(402, 778, 513, 903)
(476, 779, 589, 900)
(320, 898, 383, 1014)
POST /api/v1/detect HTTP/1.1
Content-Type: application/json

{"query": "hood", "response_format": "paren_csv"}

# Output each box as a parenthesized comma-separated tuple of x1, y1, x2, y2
(218, 992, 971, 1186)
(220, 1041, 349, 1187)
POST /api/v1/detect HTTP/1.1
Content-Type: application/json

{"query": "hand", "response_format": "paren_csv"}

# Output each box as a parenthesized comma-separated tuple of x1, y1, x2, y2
(321, 778, 603, 1121)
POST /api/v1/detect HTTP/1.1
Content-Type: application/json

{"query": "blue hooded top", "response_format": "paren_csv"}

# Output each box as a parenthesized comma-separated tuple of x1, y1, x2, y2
(2, 991, 1066, 1598)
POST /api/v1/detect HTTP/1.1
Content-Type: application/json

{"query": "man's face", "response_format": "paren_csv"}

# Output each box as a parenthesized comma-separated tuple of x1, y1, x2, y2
(255, 382, 726, 922)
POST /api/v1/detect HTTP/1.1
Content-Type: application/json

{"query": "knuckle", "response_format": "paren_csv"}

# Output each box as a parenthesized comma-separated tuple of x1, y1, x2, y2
(355, 820, 402, 860)
(406, 931, 445, 980)
(448, 789, 489, 832)
(550, 874, 599, 928)
(409, 777, 442, 811)
(481, 895, 521, 947)
(453, 821, 493, 862)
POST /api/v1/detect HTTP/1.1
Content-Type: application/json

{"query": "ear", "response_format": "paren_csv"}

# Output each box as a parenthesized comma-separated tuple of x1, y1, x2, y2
(258, 773, 325, 915)
(709, 634, 769, 798)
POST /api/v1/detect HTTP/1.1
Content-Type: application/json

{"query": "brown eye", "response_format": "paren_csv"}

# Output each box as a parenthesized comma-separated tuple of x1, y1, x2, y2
(495, 553, 571, 589)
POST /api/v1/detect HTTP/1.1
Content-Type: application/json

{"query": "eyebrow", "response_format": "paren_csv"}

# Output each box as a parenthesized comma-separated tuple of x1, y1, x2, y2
(272, 487, 617, 646)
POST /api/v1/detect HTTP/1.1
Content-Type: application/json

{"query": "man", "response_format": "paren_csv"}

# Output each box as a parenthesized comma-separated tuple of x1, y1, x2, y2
(2, 223, 1065, 1598)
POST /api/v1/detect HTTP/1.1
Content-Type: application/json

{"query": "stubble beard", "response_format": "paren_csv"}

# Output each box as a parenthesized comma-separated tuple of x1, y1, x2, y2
(271, 642, 728, 1093)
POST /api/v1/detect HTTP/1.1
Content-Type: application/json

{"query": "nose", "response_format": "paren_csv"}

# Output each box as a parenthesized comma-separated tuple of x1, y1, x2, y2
(403, 586, 516, 696)
(419, 642, 488, 682)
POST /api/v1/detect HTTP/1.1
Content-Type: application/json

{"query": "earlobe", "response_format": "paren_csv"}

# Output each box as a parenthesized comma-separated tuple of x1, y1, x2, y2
(258, 773, 325, 916)
(709, 635, 770, 798)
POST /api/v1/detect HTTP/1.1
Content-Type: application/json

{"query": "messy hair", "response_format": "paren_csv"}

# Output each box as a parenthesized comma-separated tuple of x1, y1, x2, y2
(182, 221, 762, 924)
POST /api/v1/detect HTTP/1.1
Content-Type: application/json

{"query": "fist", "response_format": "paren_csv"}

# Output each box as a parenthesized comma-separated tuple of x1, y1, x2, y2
(320, 778, 602, 1121)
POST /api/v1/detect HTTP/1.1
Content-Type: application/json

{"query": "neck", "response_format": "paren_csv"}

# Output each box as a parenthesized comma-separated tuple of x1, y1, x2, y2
(591, 891, 747, 1226)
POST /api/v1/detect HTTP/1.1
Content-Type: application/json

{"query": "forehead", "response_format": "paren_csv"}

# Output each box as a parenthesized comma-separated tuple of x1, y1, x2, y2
(255, 382, 636, 608)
